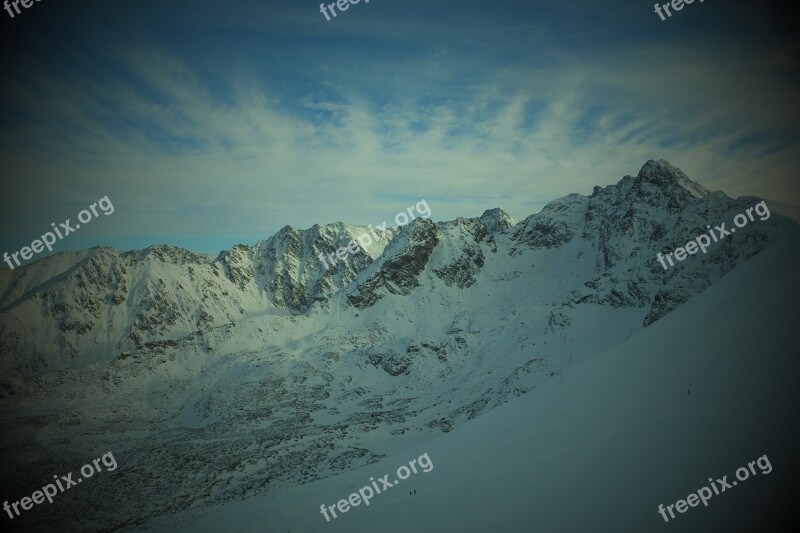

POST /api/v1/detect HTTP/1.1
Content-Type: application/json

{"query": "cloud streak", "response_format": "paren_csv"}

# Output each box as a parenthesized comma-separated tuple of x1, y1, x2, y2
(1, 0, 798, 254)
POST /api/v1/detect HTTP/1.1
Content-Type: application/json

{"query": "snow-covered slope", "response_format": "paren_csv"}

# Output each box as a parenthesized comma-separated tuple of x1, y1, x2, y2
(142, 231, 800, 533)
(0, 160, 797, 532)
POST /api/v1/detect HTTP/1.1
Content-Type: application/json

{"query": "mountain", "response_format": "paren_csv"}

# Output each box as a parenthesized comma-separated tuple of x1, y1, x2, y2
(144, 230, 800, 533)
(0, 160, 797, 532)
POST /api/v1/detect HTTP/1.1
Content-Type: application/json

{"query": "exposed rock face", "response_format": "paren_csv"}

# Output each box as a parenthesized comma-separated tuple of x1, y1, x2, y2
(432, 208, 516, 289)
(250, 222, 392, 313)
(346, 218, 439, 309)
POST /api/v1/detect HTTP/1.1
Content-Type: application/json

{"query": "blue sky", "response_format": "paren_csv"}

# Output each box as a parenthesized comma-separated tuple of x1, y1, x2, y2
(1, 0, 798, 259)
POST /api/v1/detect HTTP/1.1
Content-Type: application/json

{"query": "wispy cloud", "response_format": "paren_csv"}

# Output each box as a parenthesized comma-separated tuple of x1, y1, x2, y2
(1, 0, 798, 253)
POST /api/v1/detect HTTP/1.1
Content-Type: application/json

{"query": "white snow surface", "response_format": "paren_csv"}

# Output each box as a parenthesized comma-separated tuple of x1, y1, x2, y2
(138, 232, 800, 533)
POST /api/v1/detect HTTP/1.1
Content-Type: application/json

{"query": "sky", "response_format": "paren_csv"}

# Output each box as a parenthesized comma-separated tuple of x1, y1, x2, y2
(1, 0, 798, 259)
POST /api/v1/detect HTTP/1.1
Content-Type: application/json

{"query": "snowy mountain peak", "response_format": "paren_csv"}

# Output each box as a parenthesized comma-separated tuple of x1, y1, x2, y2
(636, 159, 711, 199)
(479, 208, 518, 232)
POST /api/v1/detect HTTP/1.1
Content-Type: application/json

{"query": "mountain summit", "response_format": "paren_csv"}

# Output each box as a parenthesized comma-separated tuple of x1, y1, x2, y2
(637, 159, 711, 198)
